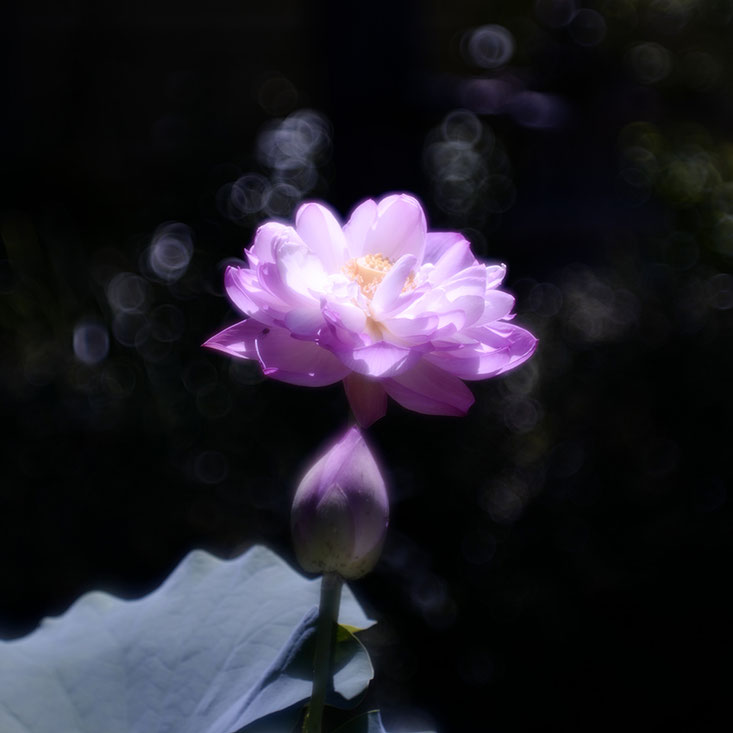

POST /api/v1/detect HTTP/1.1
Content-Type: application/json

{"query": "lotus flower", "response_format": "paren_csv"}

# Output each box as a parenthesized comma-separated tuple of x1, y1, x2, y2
(205, 193, 536, 426)
(291, 426, 388, 579)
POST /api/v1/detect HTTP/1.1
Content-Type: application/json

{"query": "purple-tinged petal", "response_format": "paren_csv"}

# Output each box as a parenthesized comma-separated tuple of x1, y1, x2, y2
(440, 265, 490, 299)
(257, 261, 308, 306)
(322, 304, 368, 350)
(468, 322, 538, 354)
(292, 425, 388, 578)
(381, 312, 440, 342)
(486, 263, 507, 289)
(204, 320, 349, 386)
(425, 348, 509, 380)
(225, 265, 292, 325)
(424, 231, 467, 264)
(256, 330, 351, 386)
(383, 360, 475, 416)
(203, 318, 265, 360)
(364, 194, 426, 264)
(475, 290, 516, 324)
(336, 341, 421, 378)
(400, 283, 483, 329)
(323, 300, 367, 335)
(428, 323, 538, 379)
(428, 239, 479, 284)
(224, 265, 261, 318)
(295, 202, 349, 273)
(343, 198, 378, 258)
(371, 254, 417, 314)
(423, 232, 466, 263)
(284, 307, 326, 336)
(247, 222, 297, 264)
(344, 373, 388, 427)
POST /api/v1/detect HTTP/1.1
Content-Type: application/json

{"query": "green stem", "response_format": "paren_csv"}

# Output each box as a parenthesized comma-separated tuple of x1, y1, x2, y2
(303, 572, 343, 733)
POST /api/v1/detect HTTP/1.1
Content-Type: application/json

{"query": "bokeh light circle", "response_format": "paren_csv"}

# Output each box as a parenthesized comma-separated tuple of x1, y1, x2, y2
(464, 25, 515, 69)
(73, 321, 110, 365)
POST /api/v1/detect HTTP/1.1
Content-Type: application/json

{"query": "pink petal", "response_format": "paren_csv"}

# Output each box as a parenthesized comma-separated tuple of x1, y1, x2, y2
(336, 341, 421, 378)
(343, 198, 378, 258)
(203, 320, 350, 386)
(295, 202, 349, 273)
(383, 360, 475, 416)
(424, 231, 470, 265)
(364, 194, 426, 264)
(343, 373, 388, 427)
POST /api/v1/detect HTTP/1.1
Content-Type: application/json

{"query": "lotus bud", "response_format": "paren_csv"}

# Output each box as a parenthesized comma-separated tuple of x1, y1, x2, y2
(291, 426, 388, 579)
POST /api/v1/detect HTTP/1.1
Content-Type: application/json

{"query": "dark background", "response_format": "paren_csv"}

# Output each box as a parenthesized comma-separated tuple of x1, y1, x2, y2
(1, 1, 731, 731)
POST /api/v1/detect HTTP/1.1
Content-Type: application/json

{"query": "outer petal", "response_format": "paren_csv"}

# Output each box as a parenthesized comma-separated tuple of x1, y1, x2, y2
(381, 312, 440, 343)
(364, 194, 426, 264)
(343, 198, 378, 258)
(295, 203, 349, 273)
(468, 322, 538, 356)
(343, 373, 388, 427)
(203, 320, 350, 386)
(322, 426, 389, 560)
(335, 341, 422, 378)
(247, 222, 298, 264)
(283, 307, 326, 336)
(383, 360, 475, 416)
(475, 289, 516, 325)
(486, 263, 507, 289)
(257, 261, 312, 308)
(224, 265, 290, 325)
(427, 323, 538, 380)
(225, 265, 263, 317)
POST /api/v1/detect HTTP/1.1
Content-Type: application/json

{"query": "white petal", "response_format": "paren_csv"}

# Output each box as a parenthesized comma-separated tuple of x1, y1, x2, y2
(364, 194, 426, 264)
(295, 203, 349, 273)
(343, 198, 378, 258)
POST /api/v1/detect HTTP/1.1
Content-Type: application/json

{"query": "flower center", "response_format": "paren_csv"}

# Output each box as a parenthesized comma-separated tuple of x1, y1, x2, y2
(342, 253, 393, 297)
(343, 253, 414, 298)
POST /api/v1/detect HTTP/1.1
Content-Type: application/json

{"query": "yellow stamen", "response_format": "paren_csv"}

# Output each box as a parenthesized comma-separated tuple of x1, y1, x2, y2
(342, 253, 415, 298)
